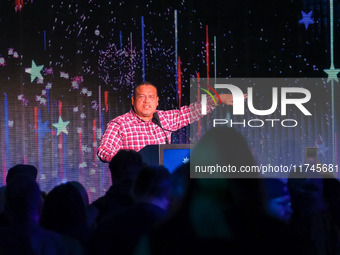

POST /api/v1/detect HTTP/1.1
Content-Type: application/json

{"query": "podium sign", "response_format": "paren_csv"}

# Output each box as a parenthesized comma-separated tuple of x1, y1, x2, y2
(139, 144, 191, 173)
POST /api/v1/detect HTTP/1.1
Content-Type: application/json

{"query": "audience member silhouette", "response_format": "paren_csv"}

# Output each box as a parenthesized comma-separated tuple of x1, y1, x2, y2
(169, 162, 190, 214)
(91, 149, 143, 222)
(0, 175, 82, 255)
(89, 165, 171, 255)
(288, 170, 340, 255)
(135, 127, 302, 255)
(40, 181, 91, 249)
(0, 164, 38, 227)
(6, 164, 38, 184)
(69, 181, 98, 232)
(5, 134, 340, 255)
(263, 178, 292, 222)
(323, 176, 340, 227)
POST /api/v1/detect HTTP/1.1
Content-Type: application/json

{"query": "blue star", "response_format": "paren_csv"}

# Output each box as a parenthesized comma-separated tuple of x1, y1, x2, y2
(25, 60, 44, 82)
(36, 119, 51, 139)
(324, 66, 340, 83)
(299, 11, 314, 30)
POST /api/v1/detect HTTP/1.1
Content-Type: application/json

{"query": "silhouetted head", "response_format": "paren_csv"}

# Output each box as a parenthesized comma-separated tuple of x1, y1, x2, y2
(323, 176, 340, 210)
(288, 169, 326, 216)
(190, 127, 262, 211)
(191, 127, 256, 176)
(6, 164, 38, 184)
(40, 182, 86, 235)
(5, 175, 42, 222)
(170, 162, 190, 211)
(133, 165, 171, 203)
(69, 181, 89, 207)
(109, 149, 143, 183)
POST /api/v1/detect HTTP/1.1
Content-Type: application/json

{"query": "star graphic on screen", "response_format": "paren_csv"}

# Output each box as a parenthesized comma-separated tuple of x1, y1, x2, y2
(52, 116, 70, 136)
(36, 119, 51, 139)
(299, 11, 314, 29)
(324, 66, 340, 83)
(25, 60, 44, 82)
(316, 143, 329, 157)
(183, 157, 190, 163)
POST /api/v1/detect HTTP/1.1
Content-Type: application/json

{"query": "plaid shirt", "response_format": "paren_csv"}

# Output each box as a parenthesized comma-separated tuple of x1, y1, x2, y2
(97, 101, 216, 162)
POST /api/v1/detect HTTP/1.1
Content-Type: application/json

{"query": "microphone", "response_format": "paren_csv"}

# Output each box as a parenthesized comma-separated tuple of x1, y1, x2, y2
(151, 112, 162, 127)
(152, 112, 169, 144)
(152, 112, 194, 144)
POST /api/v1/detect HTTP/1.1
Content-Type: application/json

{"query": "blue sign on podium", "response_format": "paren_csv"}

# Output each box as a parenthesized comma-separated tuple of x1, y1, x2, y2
(139, 144, 191, 173)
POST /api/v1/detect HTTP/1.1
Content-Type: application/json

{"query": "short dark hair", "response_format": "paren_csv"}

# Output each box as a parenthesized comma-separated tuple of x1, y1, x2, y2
(6, 164, 38, 184)
(5, 175, 42, 218)
(40, 182, 87, 232)
(133, 81, 158, 97)
(109, 149, 143, 182)
(132, 165, 171, 200)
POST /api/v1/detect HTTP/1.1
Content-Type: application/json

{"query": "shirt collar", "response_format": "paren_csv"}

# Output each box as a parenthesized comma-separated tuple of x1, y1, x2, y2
(130, 108, 153, 123)
(130, 108, 146, 122)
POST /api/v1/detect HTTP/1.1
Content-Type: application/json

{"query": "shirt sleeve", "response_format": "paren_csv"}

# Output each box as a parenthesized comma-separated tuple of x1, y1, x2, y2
(97, 121, 123, 163)
(162, 98, 216, 131)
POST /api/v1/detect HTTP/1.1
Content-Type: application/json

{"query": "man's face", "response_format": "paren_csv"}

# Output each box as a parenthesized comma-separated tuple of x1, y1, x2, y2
(132, 84, 159, 121)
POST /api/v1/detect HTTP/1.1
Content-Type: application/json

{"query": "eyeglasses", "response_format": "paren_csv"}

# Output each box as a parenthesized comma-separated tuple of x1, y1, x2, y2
(135, 95, 157, 101)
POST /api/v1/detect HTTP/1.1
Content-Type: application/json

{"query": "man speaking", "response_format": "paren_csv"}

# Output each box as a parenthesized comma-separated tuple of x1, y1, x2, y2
(97, 82, 235, 163)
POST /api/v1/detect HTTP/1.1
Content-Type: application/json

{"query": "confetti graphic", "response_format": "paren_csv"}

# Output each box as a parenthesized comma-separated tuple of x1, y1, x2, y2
(0, 0, 339, 200)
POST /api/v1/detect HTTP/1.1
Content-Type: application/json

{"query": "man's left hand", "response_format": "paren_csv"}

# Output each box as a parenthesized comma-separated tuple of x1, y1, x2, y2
(218, 94, 247, 106)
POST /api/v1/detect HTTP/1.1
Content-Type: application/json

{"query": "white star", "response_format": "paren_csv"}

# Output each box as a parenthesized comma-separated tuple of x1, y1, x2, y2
(183, 157, 190, 163)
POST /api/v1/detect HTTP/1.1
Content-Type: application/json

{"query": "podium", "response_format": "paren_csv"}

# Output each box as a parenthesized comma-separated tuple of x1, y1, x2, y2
(139, 144, 191, 173)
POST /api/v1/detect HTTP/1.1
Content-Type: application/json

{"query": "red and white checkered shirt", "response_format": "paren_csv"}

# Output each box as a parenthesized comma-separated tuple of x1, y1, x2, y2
(97, 101, 216, 162)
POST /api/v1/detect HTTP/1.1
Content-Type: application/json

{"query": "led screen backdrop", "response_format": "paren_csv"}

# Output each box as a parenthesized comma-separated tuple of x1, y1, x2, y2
(0, 0, 339, 200)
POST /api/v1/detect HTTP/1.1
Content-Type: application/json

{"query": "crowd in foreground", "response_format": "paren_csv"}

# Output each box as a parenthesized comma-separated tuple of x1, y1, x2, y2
(0, 127, 339, 255)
